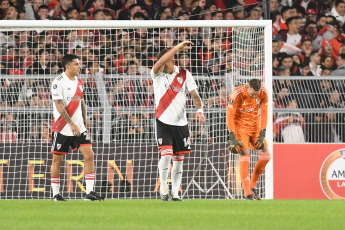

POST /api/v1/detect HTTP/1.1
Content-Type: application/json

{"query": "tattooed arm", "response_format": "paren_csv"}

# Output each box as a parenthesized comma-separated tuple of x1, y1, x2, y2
(190, 89, 205, 125)
(54, 100, 81, 136)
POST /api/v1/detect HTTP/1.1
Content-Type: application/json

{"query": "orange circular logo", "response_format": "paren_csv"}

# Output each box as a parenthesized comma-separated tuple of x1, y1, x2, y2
(320, 149, 345, 199)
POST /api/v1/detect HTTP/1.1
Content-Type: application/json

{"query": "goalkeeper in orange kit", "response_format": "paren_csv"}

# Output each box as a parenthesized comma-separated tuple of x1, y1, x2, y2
(226, 79, 271, 200)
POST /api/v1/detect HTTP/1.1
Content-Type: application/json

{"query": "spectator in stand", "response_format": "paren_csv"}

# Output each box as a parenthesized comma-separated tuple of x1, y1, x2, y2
(93, 9, 106, 20)
(232, 5, 245, 20)
(37, 5, 50, 20)
(281, 54, 301, 75)
(273, 6, 293, 35)
(309, 51, 322, 76)
(301, 62, 313, 76)
(274, 96, 305, 143)
(321, 56, 335, 71)
(327, 20, 345, 43)
(177, 10, 189, 20)
(211, 11, 223, 20)
(321, 68, 331, 76)
(305, 8, 317, 22)
(331, 53, 345, 75)
(25, 49, 51, 75)
(317, 14, 327, 29)
(326, 0, 345, 25)
(4, 5, 19, 20)
(0, 0, 10, 18)
(88, 0, 115, 19)
(302, 21, 323, 51)
(279, 16, 302, 47)
(66, 7, 79, 20)
(80, 10, 90, 20)
(247, 8, 261, 20)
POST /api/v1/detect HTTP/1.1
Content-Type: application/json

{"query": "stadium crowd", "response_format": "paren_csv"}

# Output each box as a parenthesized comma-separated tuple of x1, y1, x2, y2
(0, 0, 344, 144)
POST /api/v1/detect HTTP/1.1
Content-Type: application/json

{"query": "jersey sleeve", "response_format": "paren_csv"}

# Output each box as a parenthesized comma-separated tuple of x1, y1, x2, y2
(260, 87, 269, 129)
(226, 89, 241, 132)
(150, 68, 164, 79)
(51, 80, 63, 100)
(185, 70, 198, 92)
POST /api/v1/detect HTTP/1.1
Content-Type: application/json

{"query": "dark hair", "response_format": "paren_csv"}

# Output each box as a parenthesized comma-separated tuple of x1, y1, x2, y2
(80, 10, 90, 17)
(286, 16, 301, 27)
(61, 54, 79, 70)
(280, 6, 292, 15)
(249, 79, 261, 91)
(133, 12, 147, 20)
(301, 39, 312, 46)
(335, 0, 345, 7)
(93, 9, 104, 18)
(339, 53, 345, 60)
(156, 48, 170, 61)
(211, 11, 222, 17)
(38, 5, 49, 11)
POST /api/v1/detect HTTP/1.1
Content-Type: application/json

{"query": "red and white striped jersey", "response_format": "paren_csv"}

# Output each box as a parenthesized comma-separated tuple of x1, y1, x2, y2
(151, 66, 198, 126)
(51, 73, 86, 136)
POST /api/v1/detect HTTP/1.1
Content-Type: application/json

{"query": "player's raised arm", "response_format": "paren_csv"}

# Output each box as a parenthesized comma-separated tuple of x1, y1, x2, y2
(190, 89, 205, 125)
(153, 40, 194, 74)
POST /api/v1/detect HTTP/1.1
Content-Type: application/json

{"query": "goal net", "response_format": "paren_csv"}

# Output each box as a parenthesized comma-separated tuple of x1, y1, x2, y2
(0, 21, 272, 199)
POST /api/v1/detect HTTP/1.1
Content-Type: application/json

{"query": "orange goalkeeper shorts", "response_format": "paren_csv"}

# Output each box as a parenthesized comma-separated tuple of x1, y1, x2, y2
(235, 126, 268, 150)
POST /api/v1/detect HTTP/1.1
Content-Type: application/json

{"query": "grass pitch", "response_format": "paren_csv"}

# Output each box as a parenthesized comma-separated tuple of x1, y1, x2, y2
(0, 199, 344, 230)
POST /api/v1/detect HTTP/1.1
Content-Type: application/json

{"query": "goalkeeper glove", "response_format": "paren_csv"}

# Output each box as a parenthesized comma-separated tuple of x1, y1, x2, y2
(229, 132, 242, 154)
(254, 129, 266, 150)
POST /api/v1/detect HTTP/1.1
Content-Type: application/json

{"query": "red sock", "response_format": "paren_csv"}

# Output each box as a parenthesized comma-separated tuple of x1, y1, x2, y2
(239, 155, 251, 197)
(250, 154, 271, 189)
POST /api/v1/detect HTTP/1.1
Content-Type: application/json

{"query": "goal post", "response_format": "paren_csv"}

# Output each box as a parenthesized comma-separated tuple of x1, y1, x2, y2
(0, 20, 272, 199)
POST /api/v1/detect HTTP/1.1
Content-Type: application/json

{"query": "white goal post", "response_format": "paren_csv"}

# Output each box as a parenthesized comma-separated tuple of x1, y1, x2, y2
(0, 20, 272, 199)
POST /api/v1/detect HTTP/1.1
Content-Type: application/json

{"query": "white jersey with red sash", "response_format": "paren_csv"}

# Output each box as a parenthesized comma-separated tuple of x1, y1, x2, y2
(151, 66, 198, 126)
(51, 72, 86, 136)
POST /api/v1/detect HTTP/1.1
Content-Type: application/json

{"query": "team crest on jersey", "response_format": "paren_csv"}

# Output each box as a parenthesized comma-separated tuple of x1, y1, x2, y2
(57, 144, 61, 150)
(256, 99, 260, 104)
(158, 138, 163, 145)
(177, 77, 183, 84)
(79, 85, 83, 92)
(53, 84, 57, 89)
(229, 99, 234, 104)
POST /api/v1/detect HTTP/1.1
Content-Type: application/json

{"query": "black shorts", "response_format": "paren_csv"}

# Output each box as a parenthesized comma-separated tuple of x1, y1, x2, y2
(51, 131, 92, 154)
(155, 119, 192, 155)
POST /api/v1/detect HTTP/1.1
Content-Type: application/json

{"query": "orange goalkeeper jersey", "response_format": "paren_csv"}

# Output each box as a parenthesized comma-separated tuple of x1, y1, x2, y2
(226, 85, 268, 131)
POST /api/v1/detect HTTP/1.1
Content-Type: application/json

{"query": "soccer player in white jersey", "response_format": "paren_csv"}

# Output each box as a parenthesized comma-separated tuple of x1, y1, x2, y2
(152, 41, 205, 201)
(50, 54, 103, 201)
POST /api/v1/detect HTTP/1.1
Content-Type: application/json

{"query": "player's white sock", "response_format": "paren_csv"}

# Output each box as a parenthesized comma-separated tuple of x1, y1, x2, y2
(51, 177, 60, 196)
(171, 155, 184, 198)
(159, 152, 172, 195)
(85, 172, 95, 194)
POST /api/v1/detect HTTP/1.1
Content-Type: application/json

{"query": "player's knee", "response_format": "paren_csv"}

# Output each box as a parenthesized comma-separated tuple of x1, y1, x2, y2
(259, 153, 271, 161)
(52, 155, 63, 166)
(84, 151, 94, 162)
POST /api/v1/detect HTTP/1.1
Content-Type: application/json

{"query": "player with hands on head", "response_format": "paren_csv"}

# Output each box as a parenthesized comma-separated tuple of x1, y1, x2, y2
(50, 54, 104, 201)
(226, 79, 271, 200)
(152, 40, 205, 201)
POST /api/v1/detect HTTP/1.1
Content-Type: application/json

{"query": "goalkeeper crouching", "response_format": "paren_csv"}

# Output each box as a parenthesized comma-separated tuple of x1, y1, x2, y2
(226, 79, 271, 200)
(151, 41, 205, 201)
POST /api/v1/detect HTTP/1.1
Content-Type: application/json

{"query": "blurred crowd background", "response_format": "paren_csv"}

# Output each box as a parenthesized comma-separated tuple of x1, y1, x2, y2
(0, 0, 344, 144)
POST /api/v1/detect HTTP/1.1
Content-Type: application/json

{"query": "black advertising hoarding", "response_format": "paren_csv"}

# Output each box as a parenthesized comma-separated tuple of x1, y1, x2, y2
(0, 143, 232, 199)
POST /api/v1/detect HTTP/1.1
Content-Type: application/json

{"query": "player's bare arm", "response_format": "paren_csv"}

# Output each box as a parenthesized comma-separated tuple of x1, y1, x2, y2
(81, 99, 87, 128)
(190, 89, 205, 125)
(153, 41, 194, 74)
(54, 99, 81, 136)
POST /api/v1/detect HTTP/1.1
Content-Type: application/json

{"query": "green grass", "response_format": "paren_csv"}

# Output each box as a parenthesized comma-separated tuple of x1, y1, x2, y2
(0, 200, 344, 230)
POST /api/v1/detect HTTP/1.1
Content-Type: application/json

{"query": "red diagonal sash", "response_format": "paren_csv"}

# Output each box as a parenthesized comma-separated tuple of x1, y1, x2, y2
(52, 79, 83, 132)
(155, 70, 186, 119)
